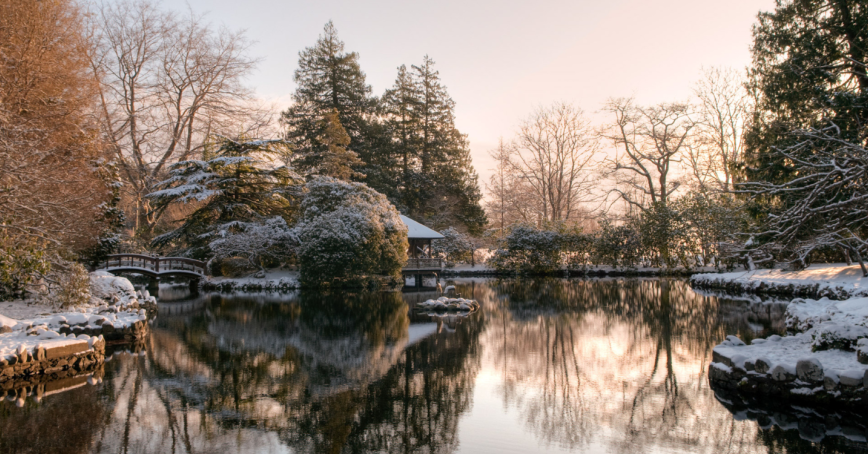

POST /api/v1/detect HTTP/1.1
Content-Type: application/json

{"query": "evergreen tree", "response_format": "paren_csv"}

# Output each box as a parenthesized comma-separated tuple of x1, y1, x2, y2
(381, 56, 487, 234)
(147, 137, 303, 258)
(282, 22, 382, 182)
(382, 64, 423, 212)
(744, 0, 868, 191)
(307, 109, 364, 180)
(742, 0, 868, 260)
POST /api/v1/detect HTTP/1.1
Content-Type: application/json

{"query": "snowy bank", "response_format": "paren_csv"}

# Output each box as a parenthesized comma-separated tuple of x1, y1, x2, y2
(709, 293, 868, 412)
(692, 264, 868, 299)
(203, 268, 300, 291)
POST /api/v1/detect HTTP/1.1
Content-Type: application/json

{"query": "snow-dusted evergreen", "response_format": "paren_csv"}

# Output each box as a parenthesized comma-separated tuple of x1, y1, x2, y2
(147, 136, 302, 258)
(293, 177, 408, 286)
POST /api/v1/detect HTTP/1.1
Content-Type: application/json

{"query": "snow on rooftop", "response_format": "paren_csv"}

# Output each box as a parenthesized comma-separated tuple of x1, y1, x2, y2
(399, 215, 444, 239)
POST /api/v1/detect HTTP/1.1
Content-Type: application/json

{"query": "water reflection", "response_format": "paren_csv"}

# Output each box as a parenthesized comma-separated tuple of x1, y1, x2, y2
(0, 279, 864, 453)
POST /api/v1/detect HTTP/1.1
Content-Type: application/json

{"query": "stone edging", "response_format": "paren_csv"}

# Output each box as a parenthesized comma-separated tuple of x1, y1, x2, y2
(709, 351, 868, 414)
(0, 337, 106, 387)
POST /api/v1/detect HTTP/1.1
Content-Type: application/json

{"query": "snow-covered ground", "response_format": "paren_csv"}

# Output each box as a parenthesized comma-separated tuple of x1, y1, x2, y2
(693, 263, 868, 298)
(0, 271, 151, 362)
(708, 265, 868, 408)
(204, 268, 300, 290)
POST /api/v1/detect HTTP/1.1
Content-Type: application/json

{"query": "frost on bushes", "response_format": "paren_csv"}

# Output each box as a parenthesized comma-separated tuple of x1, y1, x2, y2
(489, 225, 562, 273)
(0, 232, 50, 300)
(209, 217, 296, 271)
(431, 227, 472, 264)
(54, 262, 92, 308)
(811, 323, 868, 351)
(293, 177, 408, 286)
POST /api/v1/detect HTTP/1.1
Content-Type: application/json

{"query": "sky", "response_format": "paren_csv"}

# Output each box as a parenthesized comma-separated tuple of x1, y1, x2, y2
(170, 0, 776, 194)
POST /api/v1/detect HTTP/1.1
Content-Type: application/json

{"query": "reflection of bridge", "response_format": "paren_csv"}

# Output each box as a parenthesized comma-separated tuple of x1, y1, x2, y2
(100, 254, 206, 279)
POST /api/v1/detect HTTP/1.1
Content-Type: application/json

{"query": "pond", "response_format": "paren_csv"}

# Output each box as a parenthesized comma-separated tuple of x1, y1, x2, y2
(1, 278, 866, 454)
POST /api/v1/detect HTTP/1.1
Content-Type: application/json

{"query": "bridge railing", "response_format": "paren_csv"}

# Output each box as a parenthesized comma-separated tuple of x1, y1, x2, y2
(103, 254, 207, 276)
(404, 258, 442, 270)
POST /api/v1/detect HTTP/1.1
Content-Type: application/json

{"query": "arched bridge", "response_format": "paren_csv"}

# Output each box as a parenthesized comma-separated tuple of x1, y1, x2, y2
(99, 254, 206, 279)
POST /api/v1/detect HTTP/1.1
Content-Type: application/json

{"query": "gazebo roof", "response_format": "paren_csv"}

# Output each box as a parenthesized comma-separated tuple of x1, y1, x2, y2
(400, 215, 444, 240)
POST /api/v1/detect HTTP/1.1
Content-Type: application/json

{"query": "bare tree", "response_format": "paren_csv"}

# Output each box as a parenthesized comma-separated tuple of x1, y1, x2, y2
(88, 0, 266, 232)
(0, 0, 110, 249)
(602, 98, 693, 212)
(509, 103, 600, 226)
(691, 67, 751, 192)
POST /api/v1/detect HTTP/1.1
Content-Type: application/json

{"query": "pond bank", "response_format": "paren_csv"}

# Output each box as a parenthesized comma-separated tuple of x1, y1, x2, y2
(705, 265, 868, 415)
(0, 271, 153, 398)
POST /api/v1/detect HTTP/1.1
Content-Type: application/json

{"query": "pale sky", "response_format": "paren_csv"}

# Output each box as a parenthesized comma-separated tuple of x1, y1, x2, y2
(171, 0, 776, 194)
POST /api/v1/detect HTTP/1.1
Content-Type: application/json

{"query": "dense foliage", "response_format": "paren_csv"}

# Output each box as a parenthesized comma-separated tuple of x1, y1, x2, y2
(147, 137, 303, 258)
(741, 0, 868, 269)
(282, 24, 486, 234)
(294, 178, 408, 287)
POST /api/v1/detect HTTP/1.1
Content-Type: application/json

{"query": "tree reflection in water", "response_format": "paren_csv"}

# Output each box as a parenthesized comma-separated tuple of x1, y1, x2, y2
(0, 279, 866, 453)
(472, 278, 866, 454)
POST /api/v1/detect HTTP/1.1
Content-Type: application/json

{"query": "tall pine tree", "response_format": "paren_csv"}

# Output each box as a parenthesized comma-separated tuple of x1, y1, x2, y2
(282, 22, 378, 177)
(382, 56, 486, 234)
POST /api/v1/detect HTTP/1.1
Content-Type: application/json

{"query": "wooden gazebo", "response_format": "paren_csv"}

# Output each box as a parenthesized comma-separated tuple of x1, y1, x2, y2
(400, 215, 444, 287)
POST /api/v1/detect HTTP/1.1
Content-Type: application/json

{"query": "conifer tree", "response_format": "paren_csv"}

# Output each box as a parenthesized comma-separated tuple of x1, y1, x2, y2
(147, 137, 303, 258)
(382, 64, 423, 212)
(282, 22, 379, 181)
(317, 110, 364, 180)
(412, 56, 486, 234)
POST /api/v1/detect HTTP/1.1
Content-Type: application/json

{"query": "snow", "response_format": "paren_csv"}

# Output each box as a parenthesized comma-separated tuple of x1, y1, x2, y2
(714, 331, 865, 378)
(205, 269, 300, 289)
(693, 263, 868, 296)
(399, 215, 444, 239)
(0, 271, 147, 360)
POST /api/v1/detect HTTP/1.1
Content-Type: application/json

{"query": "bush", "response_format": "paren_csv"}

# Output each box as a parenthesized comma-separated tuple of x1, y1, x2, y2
(431, 227, 473, 264)
(0, 233, 50, 300)
(294, 177, 408, 287)
(56, 262, 91, 308)
(489, 225, 562, 273)
(219, 257, 258, 278)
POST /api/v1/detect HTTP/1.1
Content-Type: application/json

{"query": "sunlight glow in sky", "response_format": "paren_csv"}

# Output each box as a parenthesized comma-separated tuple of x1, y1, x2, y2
(171, 0, 776, 192)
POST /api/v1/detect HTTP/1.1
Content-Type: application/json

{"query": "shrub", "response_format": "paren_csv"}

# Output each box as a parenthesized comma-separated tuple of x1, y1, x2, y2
(0, 233, 50, 300)
(56, 262, 91, 308)
(294, 177, 408, 287)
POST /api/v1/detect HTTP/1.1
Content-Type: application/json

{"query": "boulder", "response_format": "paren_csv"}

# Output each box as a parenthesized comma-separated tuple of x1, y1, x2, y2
(796, 358, 824, 382)
(770, 365, 795, 382)
(755, 358, 772, 374)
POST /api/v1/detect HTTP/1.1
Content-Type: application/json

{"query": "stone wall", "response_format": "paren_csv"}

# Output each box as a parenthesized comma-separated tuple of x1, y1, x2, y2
(709, 351, 868, 414)
(0, 337, 106, 396)
(58, 319, 149, 343)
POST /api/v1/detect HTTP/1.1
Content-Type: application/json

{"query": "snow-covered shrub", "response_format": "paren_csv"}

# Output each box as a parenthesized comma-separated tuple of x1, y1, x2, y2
(56, 262, 92, 308)
(592, 221, 642, 268)
(209, 216, 296, 271)
(489, 225, 561, 273)
(294, 177, 408, 287)
(431, 227, 473, 264)
(811, 323, 868, 351)
(0, 232, 50, 300)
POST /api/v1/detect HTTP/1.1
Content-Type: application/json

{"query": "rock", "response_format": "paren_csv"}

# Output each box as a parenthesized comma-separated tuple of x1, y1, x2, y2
(824, 374, 839, 391)
(796, 358, 824, 382)
(770, 365, 795, 382)
(839, 369, 864, 387)
(44, 341, 88, 360)
(755, 358, 772, 374)
(0, 326, 11, 334)
(254, 270, 266, 279)
(726, 335, 746, 346)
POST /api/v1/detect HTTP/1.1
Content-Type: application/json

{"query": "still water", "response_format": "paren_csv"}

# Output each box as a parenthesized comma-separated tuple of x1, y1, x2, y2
(1, 278, 866, 454)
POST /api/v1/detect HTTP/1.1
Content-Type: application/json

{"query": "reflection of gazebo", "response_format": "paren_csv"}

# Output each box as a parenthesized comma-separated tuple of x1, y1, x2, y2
(400, 215, 443, 288)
